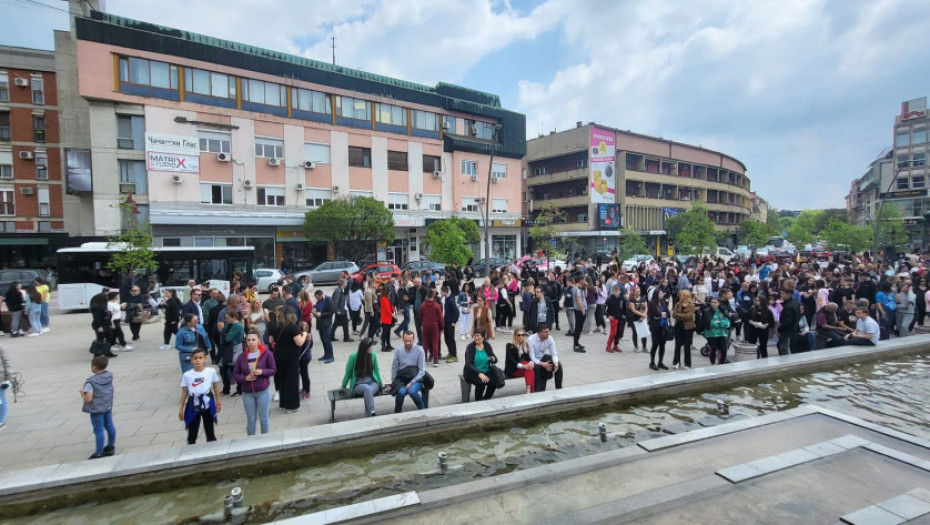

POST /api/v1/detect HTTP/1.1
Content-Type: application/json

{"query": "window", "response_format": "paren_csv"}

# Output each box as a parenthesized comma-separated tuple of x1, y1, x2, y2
(534, 166, 548, 175)
(348, 146, 372, 168)
(335, 96, 371, 121)
(254, 138, 284, 159)
(388, 192, 409, 210)
(349, 190, 372, 200)
(257, 186, 285, 206)
(492, 163, 507, 180)
(462, 197, 481, 212)
(121, 204, 149, 230)
(37, 187, 49, 217)
(0, 71, 7, 102)
(913, 177, 926, 189)
(468, 120, 497, 141)
(423, 154, 441, 173)
(412, 110, 439, 131)
(0, 190, 13, 215)
(33, 116, 45, 143)
(0, 112, 9, 141)
(897, 132, 911, 148)
(376, 103, 407, 126)
(117, 115, 145, 149)
(897, 176, 909, 190)
(422, 194, 441, 211)
(577, 212, 587, 222)
(576, 159, 588, 169)
(442, 115, 456, 134)
(118, 56, 178, 89)
(492, 198, 507, 213)
(898, 153, 911, 169)
(0, 150, 11, 179)
(242, 79, 286, 107)
(35, 151, 47, 180)
(387, 151, 408, 171)
(914, 129, 928, 145)
(462, 160, 477, 176)
(293, 88, 331, 114)
(913, 152, 926, 167)
(185, 68, 236, 99)
(305, 188, 332, 208)
(304, 143, 331, 164)
(198, 130, 231, 154)
(200, 183, 232, 204)
(29, 74, 44, 105)
(118, 160, 148, 194)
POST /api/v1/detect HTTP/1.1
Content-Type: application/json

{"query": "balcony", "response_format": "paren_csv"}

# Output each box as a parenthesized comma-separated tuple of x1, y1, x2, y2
(535, 194, 589, 208)
(527, 167, 587, 186)
(625, 168, 752, 197)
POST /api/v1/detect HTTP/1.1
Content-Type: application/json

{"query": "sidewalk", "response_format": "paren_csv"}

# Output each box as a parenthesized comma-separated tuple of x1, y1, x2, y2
(0, 290, 725, 472)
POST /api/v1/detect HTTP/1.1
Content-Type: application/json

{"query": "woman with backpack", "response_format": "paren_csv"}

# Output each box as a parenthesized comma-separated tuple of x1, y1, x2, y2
(672, 289, 696, 369)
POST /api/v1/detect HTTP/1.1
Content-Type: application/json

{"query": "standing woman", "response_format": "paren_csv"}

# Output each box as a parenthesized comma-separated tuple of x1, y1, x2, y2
(34, 277, 50, 333)
(349, 281, 364, 334)
(704, 297, 731, 365)
(627, 286, 648, 352)
(594, 274, 609, 334)
(458, 282, 475, 340)
(463, 330, 499, 401)
(419, 290, 444, 366)
(24, 286, 42, 337)
(220, 309, 245, 396)
(341, 338, 383, 417)
(5, 282, 24, 337)
(647, 288, 670, 371)
(160, 289, 183, 350)
(672, 289, 696, 370)
(895, 281, 915, 338)
(494, 278, 511, 332)
(911, 276, 927, 331)
(298, 290, 315, 325)
(749, 296, 775, 359)
(247, 298, 268, 338)
(268, 307, 308, 413)
(232, 329, 276, 435)
(504, 330, 535, 394)
(379, 284, 395, 352)
(471, 295, 495, 340)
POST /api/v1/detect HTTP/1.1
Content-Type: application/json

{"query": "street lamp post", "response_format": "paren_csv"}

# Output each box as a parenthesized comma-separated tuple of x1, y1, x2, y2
(484, 123, 503, 278)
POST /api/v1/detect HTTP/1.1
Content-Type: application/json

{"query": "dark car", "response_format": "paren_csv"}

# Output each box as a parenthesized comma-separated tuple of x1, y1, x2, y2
(403, 260, 446, 276)
(0, 269, 52, 295)
(472, 258, 509, 277)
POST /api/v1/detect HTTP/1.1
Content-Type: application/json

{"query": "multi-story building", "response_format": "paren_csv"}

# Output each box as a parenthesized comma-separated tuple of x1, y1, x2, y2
(0, 45, 67, 267)
(56, 2, 525, 268)
(525, 122, 752, 255)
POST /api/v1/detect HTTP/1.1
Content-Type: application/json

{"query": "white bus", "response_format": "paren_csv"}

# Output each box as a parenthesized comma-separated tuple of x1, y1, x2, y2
(56, 243, 254, 310)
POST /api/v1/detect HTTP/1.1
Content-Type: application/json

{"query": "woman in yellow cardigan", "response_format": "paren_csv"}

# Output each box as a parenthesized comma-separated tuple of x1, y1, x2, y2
(341, 337, 383, 417)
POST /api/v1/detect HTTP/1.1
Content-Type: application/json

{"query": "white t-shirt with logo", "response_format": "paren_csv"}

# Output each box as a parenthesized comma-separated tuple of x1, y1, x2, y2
(180, 367, 219, 408)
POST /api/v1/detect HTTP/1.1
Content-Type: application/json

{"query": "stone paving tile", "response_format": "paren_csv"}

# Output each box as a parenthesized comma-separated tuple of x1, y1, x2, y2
(841, 505, 906, 525)
(877, 494, 930, 520)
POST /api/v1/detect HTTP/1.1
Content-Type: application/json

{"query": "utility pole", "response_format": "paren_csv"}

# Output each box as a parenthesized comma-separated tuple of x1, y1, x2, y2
(484, 124, 504, 278)
(331, 36, 336, 65)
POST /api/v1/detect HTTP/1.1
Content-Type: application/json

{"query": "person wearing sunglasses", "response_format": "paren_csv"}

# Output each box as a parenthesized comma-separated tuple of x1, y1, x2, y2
(504, 330, 535, 394)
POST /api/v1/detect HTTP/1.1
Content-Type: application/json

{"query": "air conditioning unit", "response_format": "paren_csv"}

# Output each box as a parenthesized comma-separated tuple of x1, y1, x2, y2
(268, 158, 282, 167)
(171, 174, 183, 184)
(217, 152, 231, 162)
(119, 183, 135, 193)
(469, 124, 478, 136)
(491, 176, 499, 184)
(295, 182, 305, 191)
(20, 187, 34, 195)
(414, 192, 422, 200)
(332, 185, 340, 193)
(432, 170, 442, 179)
(442, 121, 451, 131)
(14, 78, 29, 87)
(243, 180, 254, 189)
(470, 174, 478, 182)
(303, 161, 316, 169)
(19, 151, 34, 160)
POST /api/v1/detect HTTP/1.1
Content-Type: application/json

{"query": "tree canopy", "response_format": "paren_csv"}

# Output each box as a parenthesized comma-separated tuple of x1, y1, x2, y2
(107, 198, 156, 276)
(736, 220, 776, 246)
(821, 219, 872, 253)
(618, 227, 647, 260)
(529, 202, 567, 258)
(303, 196, 395, 260)
(426, 217, 478, 265)
(667, 201, 716, 254)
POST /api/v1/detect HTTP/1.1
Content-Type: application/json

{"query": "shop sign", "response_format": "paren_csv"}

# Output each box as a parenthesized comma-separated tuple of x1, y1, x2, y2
(145, 132, 201, 174)
(275, 229, 307, 242)
(394, 216, 425, 227)
(886, 189, 926, 198)
(491, 219, 522, 227)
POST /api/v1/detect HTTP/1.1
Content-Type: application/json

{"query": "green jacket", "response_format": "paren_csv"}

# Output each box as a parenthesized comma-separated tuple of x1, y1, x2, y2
(704, 309, 731, 338)
(342, 351, 382, 391)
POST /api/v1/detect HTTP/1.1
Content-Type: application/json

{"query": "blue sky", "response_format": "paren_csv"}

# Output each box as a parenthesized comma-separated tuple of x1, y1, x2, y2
(3, 0, 930, 211)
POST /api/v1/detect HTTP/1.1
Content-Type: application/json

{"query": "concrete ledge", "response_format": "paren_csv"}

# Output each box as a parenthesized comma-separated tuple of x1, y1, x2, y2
(0, 334, 927, 509)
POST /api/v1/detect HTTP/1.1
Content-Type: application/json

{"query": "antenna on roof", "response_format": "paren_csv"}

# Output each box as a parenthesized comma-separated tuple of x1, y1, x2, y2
(331, 35, 336, 65)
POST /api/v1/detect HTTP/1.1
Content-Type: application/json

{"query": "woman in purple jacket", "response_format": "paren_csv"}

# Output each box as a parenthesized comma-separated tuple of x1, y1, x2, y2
(233, 329, 277, 435)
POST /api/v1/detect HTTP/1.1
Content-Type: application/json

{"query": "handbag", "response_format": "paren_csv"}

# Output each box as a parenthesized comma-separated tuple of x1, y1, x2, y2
(489, 364, 506, 389)
(90, 339, 110, 356)
(663, 323, 675, 342)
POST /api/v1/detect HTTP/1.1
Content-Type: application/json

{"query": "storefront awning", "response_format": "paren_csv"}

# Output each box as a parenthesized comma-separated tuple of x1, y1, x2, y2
(0, 238, 48, 246)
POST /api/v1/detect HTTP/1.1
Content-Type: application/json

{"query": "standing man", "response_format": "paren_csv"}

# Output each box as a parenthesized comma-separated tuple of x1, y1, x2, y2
(281, 286, 300, 321)
(563, 276, 576, 336)
(312, 289, 335, 363)
(330, 279, 353, 343)
(393, 277, 411, 338)
(544, 272, 562, 331)
(572, 278, 588, 352)
(262, 287, 284, 324)
(527, 325, 563, 391)
(411, 278, 426, 344)
(441, 285, 459, 363)
(777, 285, 800, 355)
(391, 331, 427, 413)
(361, 280, 378, 339)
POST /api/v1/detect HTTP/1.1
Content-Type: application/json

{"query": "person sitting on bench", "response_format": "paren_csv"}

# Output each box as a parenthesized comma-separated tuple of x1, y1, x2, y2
(341, 338, 383, 417)
(526, 325, 562, 391)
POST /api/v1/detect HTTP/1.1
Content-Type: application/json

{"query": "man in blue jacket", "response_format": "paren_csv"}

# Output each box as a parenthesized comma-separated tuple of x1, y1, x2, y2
(441, 285, 459, 363)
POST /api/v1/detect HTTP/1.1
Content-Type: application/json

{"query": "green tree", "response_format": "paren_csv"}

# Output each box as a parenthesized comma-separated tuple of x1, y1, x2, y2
(785, 222, 814, 245)
(821, 219, 872, 253)
(877, 204, 908, 248)
(617, 227, 647, 260)
(529, 201, 567, 258)
(106, 197, 157, 276)
(737, 220, 776, 247)
(303, 196, 395, 260)
(426, 217, 478, 265)
(667, 201, 716, 254)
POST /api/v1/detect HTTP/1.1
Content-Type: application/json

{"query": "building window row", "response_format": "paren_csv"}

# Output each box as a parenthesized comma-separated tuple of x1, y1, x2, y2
(0, 71, 45, 105)
(119, 56, 179, 90)
(117, 114, 145, 149)
(0, 71, 8, 102)
(0, 112, 9, 141)
(896, 127, 929, 148)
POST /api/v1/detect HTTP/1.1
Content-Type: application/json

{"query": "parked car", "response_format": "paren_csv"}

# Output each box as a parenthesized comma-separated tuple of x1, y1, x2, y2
(0, 269, 53, 295)
(700, 247, 735, 262)
(811, 247, 832, 260)
(472, 258, 509, 277)
(403, 260, 446, 277)
(252, 268, 285, 292)
(622, 255, 654, 271)
(293, 260, 359, 285)
(352, 263, 402, 283)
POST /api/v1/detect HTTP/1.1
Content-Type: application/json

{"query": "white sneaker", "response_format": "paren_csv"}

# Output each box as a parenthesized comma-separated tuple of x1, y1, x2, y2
(123, 345, 133, 351)
(273, 391, 280, 402)
(159, 344, 169, 350)
(27, 333, 40, 337)
(111, 345, 122, 351)
(41, 328, 50, 334)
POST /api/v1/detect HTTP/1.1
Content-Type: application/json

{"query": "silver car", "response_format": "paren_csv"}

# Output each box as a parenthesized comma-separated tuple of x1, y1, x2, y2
(253, 268, 284, 292)
(294, 260, 359, 285)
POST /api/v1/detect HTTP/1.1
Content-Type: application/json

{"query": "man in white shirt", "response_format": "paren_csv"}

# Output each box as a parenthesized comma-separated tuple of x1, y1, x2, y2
(842, 306, 880, 346)
(526, 325, 563, 391)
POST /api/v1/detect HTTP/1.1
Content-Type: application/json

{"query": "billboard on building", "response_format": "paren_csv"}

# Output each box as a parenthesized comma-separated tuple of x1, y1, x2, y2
(589, 127, 616, 204)
(662, 207, 682, 228)
(901, 97, 927, 121)
(65, 149, 93, 193)
(597, 203, 620, 229)
(145, 132, 200, 174)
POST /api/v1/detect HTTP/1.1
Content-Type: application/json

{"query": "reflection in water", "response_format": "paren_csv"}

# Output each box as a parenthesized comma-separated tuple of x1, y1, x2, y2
(14, 355, 930, 524)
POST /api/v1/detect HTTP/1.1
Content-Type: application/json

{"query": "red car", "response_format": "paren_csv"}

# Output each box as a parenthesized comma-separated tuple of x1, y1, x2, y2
(352, 263, 402, 283)
(811, 247, 831, 260)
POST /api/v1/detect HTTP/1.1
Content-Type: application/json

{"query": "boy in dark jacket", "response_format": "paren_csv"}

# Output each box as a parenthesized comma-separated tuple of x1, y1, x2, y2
(81, 355, 115, 459)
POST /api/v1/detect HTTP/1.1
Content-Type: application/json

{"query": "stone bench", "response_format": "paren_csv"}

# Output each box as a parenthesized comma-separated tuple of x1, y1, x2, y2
(328, 386, 430, 422)
(459, 374, 513, 403)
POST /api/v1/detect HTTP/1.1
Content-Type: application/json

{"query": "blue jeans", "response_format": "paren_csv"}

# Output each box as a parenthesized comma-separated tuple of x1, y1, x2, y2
(396, 305, 411, 334)
(28, 305, 41, 334)
(0, 386, 8, 425)
(242, 388, 271, 435)
(353, 376, 380, 416)
(318, 327, 334, 360)
(40, 302, 49, 328)
(393, 381, 424, 413)
(90, 410, 116, 454)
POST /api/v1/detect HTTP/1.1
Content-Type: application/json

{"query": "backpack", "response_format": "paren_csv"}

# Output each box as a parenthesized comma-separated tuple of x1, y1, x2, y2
(563, 285, 574, 308)
(695, 305, 709, 335)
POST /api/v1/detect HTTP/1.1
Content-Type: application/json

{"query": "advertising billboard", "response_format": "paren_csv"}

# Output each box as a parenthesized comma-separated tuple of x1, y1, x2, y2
(65, 149, 93, 193)
(901, 97, 927, 121)
(145, 132, 200, 174)
(597, 203, 621, 229)
(589, 127, 616, 204)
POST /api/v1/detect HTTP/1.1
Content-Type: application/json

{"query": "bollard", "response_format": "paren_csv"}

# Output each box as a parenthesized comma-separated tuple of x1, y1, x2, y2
(223, 495, 234, 519)
(598, 422, 608, 442)
(438, 451, 448, 472)
(230, 486, 244, 508)
(716, 400, 729, 416)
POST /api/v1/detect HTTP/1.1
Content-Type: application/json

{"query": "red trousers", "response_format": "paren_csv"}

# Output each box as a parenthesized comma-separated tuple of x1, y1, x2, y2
(607, 318, 624, 347)
(510, 363, 535, 392)
(422, 326, 441, 363)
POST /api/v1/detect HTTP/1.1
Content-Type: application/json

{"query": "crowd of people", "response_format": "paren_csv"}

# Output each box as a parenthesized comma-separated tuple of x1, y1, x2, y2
(70, 247, 929, 457)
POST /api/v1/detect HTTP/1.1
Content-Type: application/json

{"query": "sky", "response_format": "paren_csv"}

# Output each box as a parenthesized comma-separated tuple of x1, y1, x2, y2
(2, 0, 930, 211)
